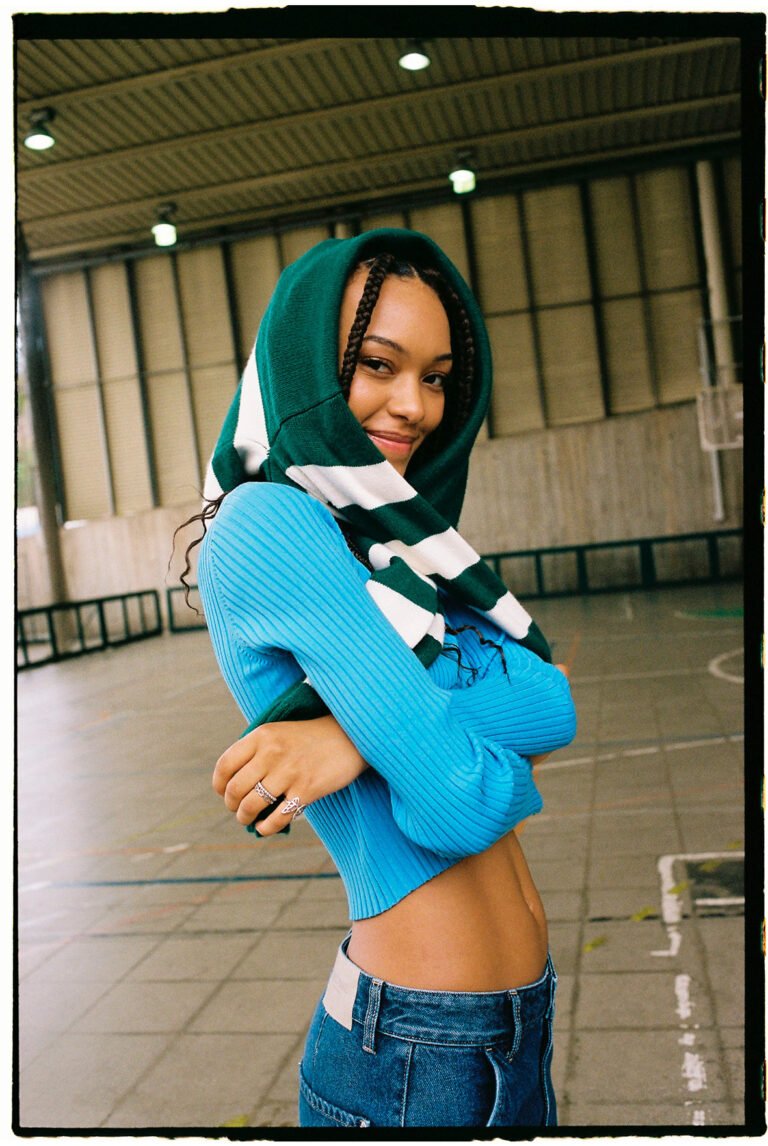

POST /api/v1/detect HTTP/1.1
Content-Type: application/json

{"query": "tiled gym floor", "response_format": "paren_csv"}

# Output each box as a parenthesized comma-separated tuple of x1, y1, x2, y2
(16, 583, 750, 1131)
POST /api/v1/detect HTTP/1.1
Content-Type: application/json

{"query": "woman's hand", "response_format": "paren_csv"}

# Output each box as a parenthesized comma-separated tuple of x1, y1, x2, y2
(212, 715, 368, 836)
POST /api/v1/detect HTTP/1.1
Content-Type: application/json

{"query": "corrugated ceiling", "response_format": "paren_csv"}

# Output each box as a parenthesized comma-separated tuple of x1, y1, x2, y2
(16, 35, 742, 262)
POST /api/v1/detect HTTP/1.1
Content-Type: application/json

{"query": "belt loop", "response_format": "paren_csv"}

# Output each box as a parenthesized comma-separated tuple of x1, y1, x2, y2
(547, 956, 558, 1019)
(362, 977, 383, 1055)
(506, 991, 522, 1061)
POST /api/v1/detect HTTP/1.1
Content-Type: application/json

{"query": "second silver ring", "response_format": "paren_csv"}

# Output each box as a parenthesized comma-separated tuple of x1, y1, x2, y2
(253, 780, 278, 804)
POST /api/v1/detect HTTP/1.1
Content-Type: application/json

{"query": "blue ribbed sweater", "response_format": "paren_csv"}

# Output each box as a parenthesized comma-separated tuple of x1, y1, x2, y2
(198, 483, 577, 920)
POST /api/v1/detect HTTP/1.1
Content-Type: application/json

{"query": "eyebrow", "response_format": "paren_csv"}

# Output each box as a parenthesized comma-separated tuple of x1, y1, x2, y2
(361, 334, 453, 361)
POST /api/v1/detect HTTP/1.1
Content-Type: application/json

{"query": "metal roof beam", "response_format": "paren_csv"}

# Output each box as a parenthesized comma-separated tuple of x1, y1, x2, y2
(17, 37, 738, 180)
(23, 92, 740, 229)
(27, 132, 740, 265)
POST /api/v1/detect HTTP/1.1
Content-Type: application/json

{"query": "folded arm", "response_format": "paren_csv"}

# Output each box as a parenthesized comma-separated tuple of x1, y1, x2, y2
(202, 484, 551, 860)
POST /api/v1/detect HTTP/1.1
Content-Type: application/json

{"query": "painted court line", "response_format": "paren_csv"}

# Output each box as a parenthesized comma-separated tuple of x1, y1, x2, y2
(538, 732, 742, 772)
(49, 872, 343, 889)
(654, 851, 744, 1125)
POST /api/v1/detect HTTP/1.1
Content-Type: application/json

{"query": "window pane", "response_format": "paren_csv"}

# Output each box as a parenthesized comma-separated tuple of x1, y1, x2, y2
(361, 211, 407, 231)
(90, 263, 152, 515)
(487, 314, 544, 435)
(102, 378, 153, 513)
(524, 185, 590, 306)
(176, 246, 236, 369)
(470, 195, 528, 313)
(134, 257, 184, 373)
(54, 387, 111, 518)
(408, 203, 470, 283)
(146, 370, 200, 505)
(636, 168, 698, 290)
(602, 298, 655, 413)
(229, 235, 282, 360)
(590, 177, 641, 297)
(538, 305, 604, 424)
(650, 289, 703, 403)
(41, 272, 96, 388)
(281, 225, 330, 266)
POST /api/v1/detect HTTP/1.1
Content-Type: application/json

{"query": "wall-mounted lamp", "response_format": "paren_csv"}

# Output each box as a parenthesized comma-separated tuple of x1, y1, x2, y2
(151, 202, 177, 247)
(448, 153, 476, 195)
(398, 40, 431, 71)
(24, 107, 56, 151)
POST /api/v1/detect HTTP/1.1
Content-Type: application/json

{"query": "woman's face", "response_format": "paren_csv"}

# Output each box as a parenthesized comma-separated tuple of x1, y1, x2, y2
(339, 268, 451, 475)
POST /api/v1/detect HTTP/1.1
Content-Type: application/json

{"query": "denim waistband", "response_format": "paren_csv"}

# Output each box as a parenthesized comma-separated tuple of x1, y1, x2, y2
(323, 935, 557, 1049)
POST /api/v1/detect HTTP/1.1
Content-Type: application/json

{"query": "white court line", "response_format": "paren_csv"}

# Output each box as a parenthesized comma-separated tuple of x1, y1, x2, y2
(538, 733, 742, 772)
(708, 648, 744, 684)
(575, 667, 708, 683)
(695, 897, 744, 908)
(655, 852, 744, 1125)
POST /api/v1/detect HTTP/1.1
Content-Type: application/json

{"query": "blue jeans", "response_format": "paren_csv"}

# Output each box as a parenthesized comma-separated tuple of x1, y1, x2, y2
(298, 937, 558, 1128)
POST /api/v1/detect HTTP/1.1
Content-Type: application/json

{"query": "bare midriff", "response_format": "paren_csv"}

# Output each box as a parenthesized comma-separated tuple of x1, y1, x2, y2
(347, 828, 547, 992)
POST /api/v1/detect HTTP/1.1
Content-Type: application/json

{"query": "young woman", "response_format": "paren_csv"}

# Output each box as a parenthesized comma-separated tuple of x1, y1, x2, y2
(188, 229, 576, 1128)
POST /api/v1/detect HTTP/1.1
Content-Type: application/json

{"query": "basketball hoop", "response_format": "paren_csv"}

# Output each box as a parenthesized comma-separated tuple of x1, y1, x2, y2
(696, 384, 743, 452)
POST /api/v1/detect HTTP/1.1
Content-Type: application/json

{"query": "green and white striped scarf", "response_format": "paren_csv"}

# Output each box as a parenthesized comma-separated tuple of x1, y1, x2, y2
(204, 229, 551, 731)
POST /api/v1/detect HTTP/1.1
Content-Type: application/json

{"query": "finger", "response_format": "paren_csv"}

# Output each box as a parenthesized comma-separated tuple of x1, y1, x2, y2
(212, 728, 264, 794)
(253, 794, 308, 836)
(224, 765, 279, 813)
(233, 777, 285, 824)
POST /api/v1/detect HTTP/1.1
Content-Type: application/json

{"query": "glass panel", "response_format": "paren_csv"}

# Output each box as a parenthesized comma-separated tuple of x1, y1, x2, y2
(602, 298, 655, 413)
(102, 378, 153, 514)
(54, 387, 111, 518)
(470, 195, 528, 313)
(90, 263, 152, 514)
(176, 246, 236, 369)
(524, 185, 591, 306)
(229, 234, 282, 360)
(538, 305, 604, 424)
(281, 224, 330, 266)
(134, 256, 184, 373)
(408, 202, 470, 283)
(636, 167, 698, 290)
(487, 313, 544, 435)
(41, 272, 96, 388)
(649, 289, 703, 404)
(590, 176, 641, 297)
(146, 370, 200, 505)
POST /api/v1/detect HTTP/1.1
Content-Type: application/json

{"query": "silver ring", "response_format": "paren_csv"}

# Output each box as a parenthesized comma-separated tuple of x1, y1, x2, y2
(253, 780, 277, 804)
(281, 796, 306, 820)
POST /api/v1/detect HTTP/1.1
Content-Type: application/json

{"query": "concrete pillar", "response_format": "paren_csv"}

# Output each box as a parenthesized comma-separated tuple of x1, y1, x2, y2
(696, 159, 737, 387)
(17, 262, 70, 604)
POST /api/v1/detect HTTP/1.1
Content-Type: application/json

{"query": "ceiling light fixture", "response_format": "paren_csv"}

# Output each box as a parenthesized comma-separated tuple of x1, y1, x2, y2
(151, 202, 178, 247)
(449, 152, 476, 195)
(24, 107, 56, 151)
(398, 40, 431, 71)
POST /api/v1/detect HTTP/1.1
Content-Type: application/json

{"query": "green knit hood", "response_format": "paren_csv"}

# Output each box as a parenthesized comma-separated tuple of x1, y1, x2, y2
(207, 228, 492, 528)
(205, 228, 551, 694)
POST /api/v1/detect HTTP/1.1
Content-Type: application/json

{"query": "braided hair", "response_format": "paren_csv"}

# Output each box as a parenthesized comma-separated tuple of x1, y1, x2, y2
(338, 253, 477, 454)
(173, 247, 479, 607)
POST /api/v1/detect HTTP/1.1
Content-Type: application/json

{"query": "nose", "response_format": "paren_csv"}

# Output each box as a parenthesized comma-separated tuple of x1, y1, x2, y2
(386, 373, 425, 423)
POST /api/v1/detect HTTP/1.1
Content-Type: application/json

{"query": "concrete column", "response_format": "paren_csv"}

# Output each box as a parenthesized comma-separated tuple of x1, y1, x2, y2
(18, 262, 70, 604)
(696, 159, 737, 386)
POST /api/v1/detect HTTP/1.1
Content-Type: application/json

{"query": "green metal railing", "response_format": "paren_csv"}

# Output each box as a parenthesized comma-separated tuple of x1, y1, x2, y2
(17, 590, 162, 670)
(165, 528, 742, 632)
(483, 529, 742, 598)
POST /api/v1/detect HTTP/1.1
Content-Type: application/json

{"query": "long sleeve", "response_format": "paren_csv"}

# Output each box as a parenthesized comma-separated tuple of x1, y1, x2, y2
(200, 482, 544, 861)
(440, 615, 577, 756)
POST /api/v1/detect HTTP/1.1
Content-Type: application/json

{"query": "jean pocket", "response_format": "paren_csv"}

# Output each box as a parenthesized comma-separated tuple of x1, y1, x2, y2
(298, 1064, 372, 1128)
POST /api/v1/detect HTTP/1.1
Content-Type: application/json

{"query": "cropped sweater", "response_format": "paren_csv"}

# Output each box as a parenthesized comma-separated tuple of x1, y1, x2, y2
(198, 482, 577, 920)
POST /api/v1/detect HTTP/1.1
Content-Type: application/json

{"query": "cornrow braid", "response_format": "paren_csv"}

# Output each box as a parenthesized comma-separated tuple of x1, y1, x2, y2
(338, 253, 396, 400)
(337, 253, 477, 447)
(418, 268, 476, 439)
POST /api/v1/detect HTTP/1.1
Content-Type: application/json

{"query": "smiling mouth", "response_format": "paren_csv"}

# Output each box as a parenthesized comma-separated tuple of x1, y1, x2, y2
(364, 430, 417, 453)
